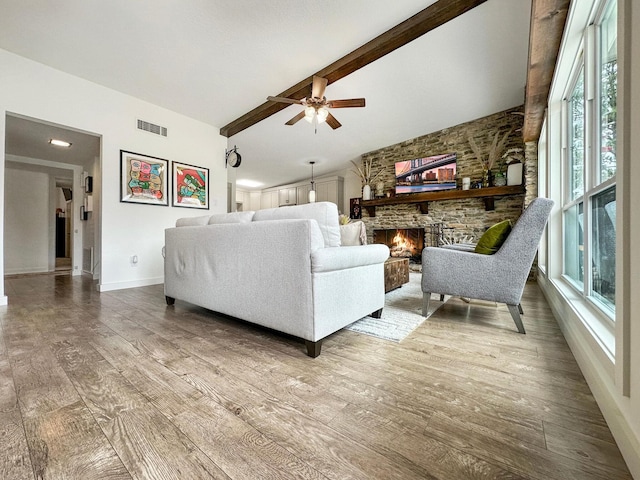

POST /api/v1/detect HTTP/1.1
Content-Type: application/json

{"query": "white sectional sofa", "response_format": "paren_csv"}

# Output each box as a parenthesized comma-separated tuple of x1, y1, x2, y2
(164, 202, 390, 357)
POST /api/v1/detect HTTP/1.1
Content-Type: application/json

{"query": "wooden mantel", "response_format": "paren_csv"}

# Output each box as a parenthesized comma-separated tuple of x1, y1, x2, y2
(361, 185, 525, 217)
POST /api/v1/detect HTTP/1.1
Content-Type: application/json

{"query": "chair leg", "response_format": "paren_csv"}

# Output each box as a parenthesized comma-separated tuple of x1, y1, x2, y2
(422, 292, 431, 317)
(518, 303, 524, 315)
(507, 304, 526, 334)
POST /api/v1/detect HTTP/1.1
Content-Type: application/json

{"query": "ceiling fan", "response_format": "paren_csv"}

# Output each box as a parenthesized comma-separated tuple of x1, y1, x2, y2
(267, 75, 365, 130)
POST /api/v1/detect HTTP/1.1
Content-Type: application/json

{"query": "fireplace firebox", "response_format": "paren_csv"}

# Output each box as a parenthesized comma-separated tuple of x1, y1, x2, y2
(373, 228, 425, 263)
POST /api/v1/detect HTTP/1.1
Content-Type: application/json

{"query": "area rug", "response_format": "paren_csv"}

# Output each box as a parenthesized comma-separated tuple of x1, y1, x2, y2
(345, 272, 448, 342)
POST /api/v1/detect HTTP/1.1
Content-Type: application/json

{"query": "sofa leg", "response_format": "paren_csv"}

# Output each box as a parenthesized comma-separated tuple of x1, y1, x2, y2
(165, 296, 175, 306)
(507, 304, 526, 334)
(422, 292, 431, 317)
(371, 308, 383, 319)
(439, 294, 445, 302)
(305, 340, 321, 358)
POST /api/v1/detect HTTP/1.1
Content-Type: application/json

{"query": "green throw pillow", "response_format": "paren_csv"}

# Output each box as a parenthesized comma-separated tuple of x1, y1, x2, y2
(474, 220, 512, 255)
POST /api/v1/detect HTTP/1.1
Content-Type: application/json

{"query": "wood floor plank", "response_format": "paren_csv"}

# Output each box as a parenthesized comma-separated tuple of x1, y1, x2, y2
(325, 326, 608, 427)
(22, 401, 131, 479)
(544, 420, 630, 473)
(0, 330, 33, 480)
(423, 412, 632, 480)
(90, 333, 327, 480)
(49, 338, 232, 480)
(0, 409, 33, 480)
(0, 274, 632, 480)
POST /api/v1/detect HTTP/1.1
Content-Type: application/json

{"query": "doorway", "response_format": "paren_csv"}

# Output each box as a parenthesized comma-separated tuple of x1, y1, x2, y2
(4, 113, 101, 280)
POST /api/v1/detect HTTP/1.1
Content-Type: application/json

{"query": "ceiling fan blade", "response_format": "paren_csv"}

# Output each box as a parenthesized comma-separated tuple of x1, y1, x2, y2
(311, 76, 328, 99)
(327, 98, 366, 109)
(325, 113, 342, 130)
(268, 96, 303, 105)
(285, 111, 306, 126)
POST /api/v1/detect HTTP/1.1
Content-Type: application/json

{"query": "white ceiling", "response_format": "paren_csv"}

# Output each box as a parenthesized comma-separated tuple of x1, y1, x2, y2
(0, 0, 532, 190)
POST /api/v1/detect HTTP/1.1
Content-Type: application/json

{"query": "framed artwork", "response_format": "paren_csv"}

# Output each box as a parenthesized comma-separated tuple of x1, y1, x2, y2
(120, 150, 169, 206)
(350, 197, 362, 219)
(172, 161, 210, 209)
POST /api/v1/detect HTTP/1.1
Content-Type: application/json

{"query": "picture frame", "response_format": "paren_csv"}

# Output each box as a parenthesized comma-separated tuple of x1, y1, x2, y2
(120, 150, 169, 206)
(172, 161, 210, 209)
(350, 197, 362, 219)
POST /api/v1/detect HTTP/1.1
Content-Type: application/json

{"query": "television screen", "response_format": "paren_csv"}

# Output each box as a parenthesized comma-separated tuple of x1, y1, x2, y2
(395, 153, 457, 194)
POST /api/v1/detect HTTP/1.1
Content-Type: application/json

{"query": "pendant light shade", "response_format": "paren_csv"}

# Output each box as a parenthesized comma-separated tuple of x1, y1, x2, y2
(309, 161, 316, 203)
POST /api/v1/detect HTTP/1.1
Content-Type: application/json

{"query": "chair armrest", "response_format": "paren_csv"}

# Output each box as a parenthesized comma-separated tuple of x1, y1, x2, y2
(440, 243, 476, 252)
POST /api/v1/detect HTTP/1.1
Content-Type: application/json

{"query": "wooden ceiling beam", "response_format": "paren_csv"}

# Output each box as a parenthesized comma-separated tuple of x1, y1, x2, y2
(220, 0, 488, 138)
(522, 0, 571, 143)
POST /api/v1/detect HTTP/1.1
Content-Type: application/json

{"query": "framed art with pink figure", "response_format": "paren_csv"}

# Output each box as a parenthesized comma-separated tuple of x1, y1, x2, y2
(120, 150, 168, 206)
(172, 161, 210, 209)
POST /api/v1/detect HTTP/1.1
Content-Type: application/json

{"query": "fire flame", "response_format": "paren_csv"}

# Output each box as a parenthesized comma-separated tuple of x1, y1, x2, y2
(391, 231, 415, 257)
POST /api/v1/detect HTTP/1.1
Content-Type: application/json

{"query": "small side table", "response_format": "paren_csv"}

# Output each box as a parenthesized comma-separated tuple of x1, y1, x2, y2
(384, 257, 410, 293)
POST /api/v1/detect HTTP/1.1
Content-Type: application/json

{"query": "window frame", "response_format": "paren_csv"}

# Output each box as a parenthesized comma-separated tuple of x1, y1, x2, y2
(560, 0, 617, 326)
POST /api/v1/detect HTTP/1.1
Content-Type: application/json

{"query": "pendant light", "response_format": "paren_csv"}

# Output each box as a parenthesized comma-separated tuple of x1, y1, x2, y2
(308, 161, 316, 203)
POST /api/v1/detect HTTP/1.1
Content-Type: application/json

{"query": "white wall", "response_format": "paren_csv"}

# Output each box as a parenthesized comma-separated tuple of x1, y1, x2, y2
(537, 1, 640, 477)
(0, 48, 227, 295)
(4, 168, 50, 274)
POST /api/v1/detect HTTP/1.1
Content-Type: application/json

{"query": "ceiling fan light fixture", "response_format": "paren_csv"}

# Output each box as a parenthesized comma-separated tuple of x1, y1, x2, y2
(304, 106, 316, 123)
(317, 107, 329, 123)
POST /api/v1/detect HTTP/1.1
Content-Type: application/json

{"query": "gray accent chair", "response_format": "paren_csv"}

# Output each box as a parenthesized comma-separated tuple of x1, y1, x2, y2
(421, 197, 554, 333)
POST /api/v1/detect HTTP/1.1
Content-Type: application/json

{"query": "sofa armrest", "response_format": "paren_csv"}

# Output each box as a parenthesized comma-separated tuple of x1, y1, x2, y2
(311, 244, 389, 273)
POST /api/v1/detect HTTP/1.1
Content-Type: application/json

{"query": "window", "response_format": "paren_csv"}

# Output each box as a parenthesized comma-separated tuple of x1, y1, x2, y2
(564, 202, 584, 287)
(562, 0, 616, 319)
(599, 0, 617, 183)
(591, 186, 615, 310)
(569, 66, 585, 201)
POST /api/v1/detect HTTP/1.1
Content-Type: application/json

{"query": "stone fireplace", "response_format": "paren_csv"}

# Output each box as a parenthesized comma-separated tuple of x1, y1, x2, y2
(359, 106, 533, 260)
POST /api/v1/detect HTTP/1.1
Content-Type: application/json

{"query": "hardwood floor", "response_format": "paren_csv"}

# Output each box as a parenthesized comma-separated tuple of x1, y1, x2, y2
(0, 274, 632, 479)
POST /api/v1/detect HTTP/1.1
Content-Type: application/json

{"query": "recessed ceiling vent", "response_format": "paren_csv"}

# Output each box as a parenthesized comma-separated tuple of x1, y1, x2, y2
(137, 119, 167, 137)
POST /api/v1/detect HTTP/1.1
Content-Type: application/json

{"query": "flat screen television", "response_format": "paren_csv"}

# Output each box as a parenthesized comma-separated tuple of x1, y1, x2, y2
(395, 153, 457, 194)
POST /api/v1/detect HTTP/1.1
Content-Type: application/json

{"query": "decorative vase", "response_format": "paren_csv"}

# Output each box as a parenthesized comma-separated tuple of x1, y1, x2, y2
(362, 184, 371, 200)
(483, 169, 493, 188)
(494, 172, 506, 187)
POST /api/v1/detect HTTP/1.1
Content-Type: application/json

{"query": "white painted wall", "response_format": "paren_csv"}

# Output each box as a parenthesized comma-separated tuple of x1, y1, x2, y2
(0, 48, 227, 295)
(4, 168, 50, 274)
(537, 1, 640, 477)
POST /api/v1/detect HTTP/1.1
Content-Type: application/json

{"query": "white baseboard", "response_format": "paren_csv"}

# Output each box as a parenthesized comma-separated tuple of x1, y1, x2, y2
(98, 276, 164, 292)
(4, 266, 50, 275)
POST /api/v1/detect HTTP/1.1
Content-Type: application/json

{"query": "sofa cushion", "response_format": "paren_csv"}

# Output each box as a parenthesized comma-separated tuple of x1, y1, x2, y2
(176, 215, 211, 227)
(253, 202, 341, 247)
(340, 221, 367, 246)
(208, 211, 255, 224)
(474, 219, 512, 255)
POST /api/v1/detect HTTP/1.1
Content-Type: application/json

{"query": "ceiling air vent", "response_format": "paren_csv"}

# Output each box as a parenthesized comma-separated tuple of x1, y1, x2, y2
(137, 119, 167, 137)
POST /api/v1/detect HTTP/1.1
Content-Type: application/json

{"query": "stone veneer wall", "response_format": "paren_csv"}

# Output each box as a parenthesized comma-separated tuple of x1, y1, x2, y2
(359, 105, 538, 246)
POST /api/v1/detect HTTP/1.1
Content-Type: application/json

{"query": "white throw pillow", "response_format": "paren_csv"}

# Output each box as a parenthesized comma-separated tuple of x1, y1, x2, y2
(340, 221, 367, 246)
